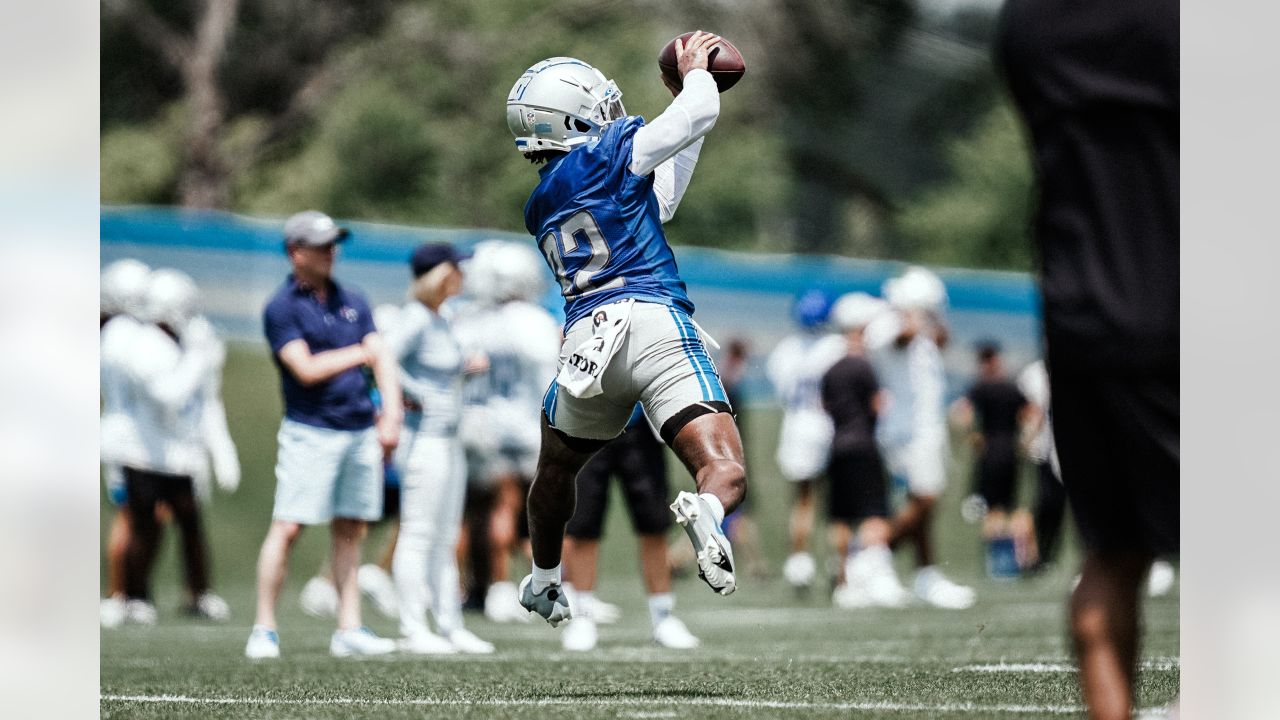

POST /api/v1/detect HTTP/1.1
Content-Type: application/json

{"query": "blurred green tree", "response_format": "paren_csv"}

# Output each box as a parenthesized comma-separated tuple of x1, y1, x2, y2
(892, 100, 1035, 271)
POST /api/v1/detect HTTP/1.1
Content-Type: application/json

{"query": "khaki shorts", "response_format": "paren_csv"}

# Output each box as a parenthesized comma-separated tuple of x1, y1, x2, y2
(542, 301, 730, 443)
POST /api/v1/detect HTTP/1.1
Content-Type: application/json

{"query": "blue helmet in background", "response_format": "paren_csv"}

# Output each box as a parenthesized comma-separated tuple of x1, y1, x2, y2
(792, 288, 834, 329)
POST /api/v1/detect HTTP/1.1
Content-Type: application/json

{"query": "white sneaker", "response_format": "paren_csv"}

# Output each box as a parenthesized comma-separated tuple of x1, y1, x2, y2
(1147, 560, 1176, 597)
(484, 581, 530, 624)
(848, 547, 910, 608)
(244, 625, 280, 659)
(447, 627, 495, 654)
(330, 626, 396, 657)
(652, 616, 700, 649)
(357, 564, 399, 619)
(592, 598, 622, 625)
(125, 599, 158, 625)
(833, 582, 872, 609)
(398, 630, 457, 655)
(670, 491, 737, 596)
(783, 552, 817, 590)
(188, 592, 232, 622)
(100, 596, 127, 628)
(561, 617, 598, 652)
(914, 567, 976, 609)
(300, 576, 338, 618)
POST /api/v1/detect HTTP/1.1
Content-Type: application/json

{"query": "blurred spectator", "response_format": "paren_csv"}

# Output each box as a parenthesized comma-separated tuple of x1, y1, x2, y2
(766, 289, 847, 593)
(999, 0, 1178, 716)
(867, 267, 975, 609)
(1016, 359, 1066, 574)
(386, 242, 494, 655)
(823, 293, 909, 608)
(245, 211, 402, 659)
(561, 407, 700, 652)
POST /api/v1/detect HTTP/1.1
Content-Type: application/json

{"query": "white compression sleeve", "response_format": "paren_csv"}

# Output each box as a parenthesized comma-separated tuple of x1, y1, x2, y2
(630, 69, 719, 178)
(651, 137, 706, 223)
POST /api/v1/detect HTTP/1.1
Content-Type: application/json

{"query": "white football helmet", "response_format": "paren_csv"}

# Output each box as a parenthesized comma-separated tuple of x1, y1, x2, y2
(507, 57, 626, 156)
(492, 242, 547, 303)
(883, 266, 947, 312)
(831, 292, 888, 332)
(101, 258, 151, 318)
(142, 268, 199, 334)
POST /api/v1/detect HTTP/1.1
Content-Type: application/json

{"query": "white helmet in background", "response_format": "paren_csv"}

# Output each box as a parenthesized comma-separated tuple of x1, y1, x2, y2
(884, 266, 947, 312)
(831, 292, 888, 332)
(372, 303, 402, 334)
(101, 259, 151, 317)
(507, 57, 626, 156)
(142, 268, 199, 334)
(493, 241, 547, 303)
(463, 240, 506, 306)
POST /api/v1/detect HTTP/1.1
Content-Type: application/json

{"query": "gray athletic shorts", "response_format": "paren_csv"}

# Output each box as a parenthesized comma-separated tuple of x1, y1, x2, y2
(542, 301, 731, 444)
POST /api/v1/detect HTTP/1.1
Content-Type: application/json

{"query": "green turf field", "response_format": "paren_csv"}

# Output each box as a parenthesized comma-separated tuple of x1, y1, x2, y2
(100, 344, 1179, 718)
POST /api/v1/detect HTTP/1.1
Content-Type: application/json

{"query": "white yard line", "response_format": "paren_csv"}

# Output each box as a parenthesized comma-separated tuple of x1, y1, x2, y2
(952, 660, 1179, 673)
(101, 693, 1092, 714)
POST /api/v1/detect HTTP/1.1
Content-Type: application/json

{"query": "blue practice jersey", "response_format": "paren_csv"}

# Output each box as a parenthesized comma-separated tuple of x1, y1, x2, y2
(523, 116, 695, 329)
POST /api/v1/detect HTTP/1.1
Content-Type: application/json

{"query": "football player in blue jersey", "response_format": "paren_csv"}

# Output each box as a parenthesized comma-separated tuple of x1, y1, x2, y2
(506, 32, 747, 626)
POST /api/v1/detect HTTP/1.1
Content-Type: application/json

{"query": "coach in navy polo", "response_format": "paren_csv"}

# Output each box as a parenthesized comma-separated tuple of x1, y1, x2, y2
(245, 210, 404, 660)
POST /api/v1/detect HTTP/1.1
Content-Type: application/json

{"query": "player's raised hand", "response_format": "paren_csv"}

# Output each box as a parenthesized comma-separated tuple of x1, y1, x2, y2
(677, 30, 721, 80)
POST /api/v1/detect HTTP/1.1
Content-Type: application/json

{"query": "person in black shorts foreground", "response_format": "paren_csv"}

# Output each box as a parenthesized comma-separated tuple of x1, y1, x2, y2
(998, 1, 1178, 717)
(823, 293, 909, 608)
(560, 407, 701, 651)
(950, 342, 1033, 576)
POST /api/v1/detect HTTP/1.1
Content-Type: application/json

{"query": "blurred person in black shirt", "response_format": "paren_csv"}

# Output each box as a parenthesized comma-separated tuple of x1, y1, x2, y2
(822, 293, 909, 608)
(950, 342, 1033, 576)
(998, 0, 1178, 717)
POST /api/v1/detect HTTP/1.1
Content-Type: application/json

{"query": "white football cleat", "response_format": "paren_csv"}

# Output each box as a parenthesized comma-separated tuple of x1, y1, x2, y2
(100, 596, 127, 628)
(330, 626, 396, 657)
(914, 567, 976, 609)
(832, 582, 872, 609)
(188, 592, 232, 622)
(125, 599, 158, 625)
(300, 576, 338, 618)
(561, 617, 598, 652)
(652, 616, 700, 649)
(518, 574, 572, 627)
(670, 491, 736, 596)
(783, 552, 817, 590)
(358, 564, 399, 619)
(447, 627, 495, 655)
(847, 546, 911, 608)
(244, 625, 280, 659)
(592, 598, 622, 625)
(398, 630, 457, 655)
(484, 581, 530, 623)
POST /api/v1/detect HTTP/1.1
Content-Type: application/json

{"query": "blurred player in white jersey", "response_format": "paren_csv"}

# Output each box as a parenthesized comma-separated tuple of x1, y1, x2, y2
(100, 259, 151, 627)
(453, 240, 562, 623)
(866, 267, 975, 609)
(101, 269, 238, 624)
(766, 289, 847, 592)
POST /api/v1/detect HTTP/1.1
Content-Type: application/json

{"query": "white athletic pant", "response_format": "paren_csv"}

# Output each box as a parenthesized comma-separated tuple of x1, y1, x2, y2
(393, 430, 468, 638)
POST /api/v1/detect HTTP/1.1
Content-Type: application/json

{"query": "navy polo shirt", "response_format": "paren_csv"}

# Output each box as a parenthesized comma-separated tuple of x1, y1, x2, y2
(263, 274, 377, 430)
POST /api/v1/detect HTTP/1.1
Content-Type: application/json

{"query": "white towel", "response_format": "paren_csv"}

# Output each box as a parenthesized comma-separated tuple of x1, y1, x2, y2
(556, 299, 634, 398)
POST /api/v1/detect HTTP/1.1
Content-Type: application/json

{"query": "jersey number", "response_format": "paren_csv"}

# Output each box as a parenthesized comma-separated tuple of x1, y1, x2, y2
(539, 210, 625, 300)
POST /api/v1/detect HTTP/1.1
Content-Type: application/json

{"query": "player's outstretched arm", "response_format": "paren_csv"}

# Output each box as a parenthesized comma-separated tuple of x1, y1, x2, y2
(630, 32, 721, 179)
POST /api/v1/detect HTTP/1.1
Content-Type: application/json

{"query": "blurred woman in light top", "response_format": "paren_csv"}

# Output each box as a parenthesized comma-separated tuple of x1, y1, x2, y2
(387, 242, 494, 654)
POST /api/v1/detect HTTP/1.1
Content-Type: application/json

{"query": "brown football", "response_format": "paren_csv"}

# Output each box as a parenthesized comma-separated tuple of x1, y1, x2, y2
(658, 32, 746, 93)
